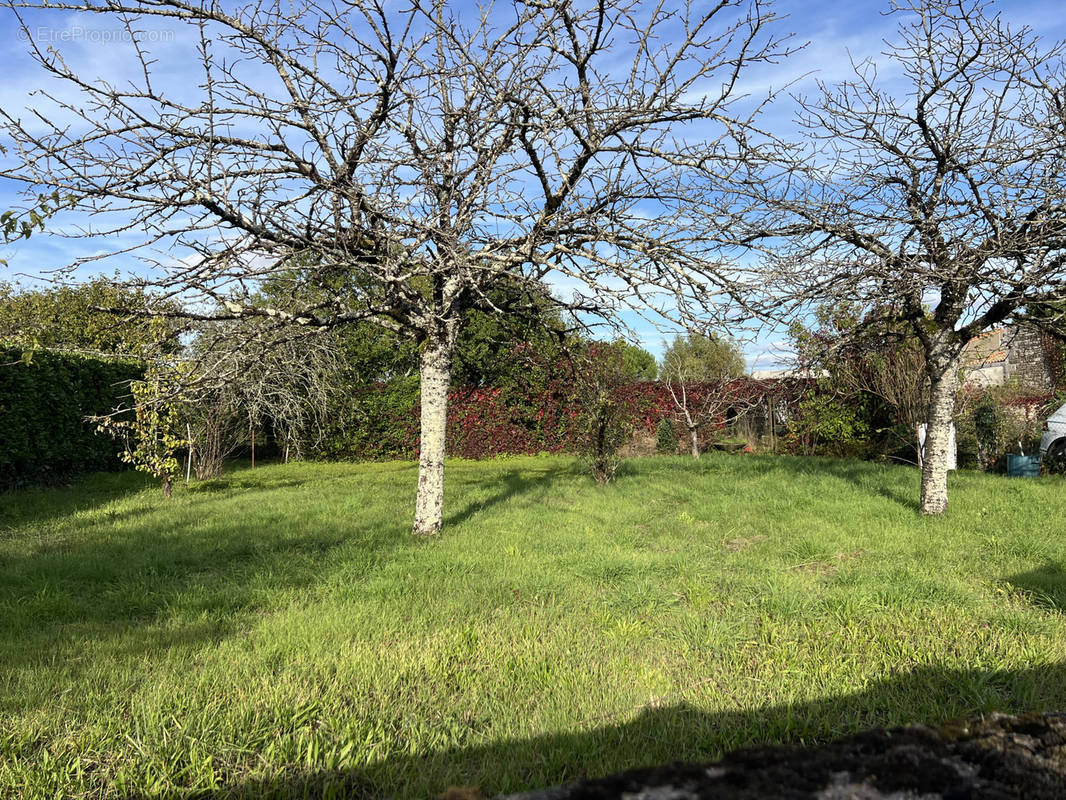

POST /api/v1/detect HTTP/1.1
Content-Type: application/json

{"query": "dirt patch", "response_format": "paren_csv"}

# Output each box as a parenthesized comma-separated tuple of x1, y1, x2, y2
(789, 560, 837, 575)
(789, 550, 865, 575)
(620, 431, 658, 457)
(724, 534, 769, 552)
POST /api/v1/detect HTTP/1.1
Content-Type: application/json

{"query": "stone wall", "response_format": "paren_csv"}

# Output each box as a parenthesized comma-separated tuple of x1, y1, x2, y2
(1004, 324, 1055, 391)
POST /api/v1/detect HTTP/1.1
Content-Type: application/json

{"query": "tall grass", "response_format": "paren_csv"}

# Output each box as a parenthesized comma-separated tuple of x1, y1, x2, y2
(1, 454, 1065, 798)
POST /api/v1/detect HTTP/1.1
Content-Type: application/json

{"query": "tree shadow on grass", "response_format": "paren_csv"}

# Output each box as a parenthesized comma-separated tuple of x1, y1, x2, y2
(799, 457, 921, 513)
(445, 462, 586, 527)
(0, 483, 413, 681)
(1006, 562, 1066, 612)
(144, 661, 1066, 799)
(0, 461, 583, 686)
(0, 469, 153, 530)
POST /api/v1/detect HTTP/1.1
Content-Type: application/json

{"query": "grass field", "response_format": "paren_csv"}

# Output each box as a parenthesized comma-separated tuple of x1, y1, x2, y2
(2, 453, 1066, 798)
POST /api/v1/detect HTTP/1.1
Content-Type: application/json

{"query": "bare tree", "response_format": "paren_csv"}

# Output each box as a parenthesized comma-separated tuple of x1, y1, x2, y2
(0, 0, 790, 533)
(660, 332, 751, 458)
(723, 0, 1066, 514)
(184, 323, 343, 477)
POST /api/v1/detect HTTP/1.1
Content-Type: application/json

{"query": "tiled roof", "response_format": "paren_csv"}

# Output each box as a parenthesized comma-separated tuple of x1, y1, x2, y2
(979, 349, 1008, 365)
(963, 328, 1007, 366)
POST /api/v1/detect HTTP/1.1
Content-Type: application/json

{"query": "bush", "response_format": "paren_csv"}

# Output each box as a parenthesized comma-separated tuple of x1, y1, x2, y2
(0, 348, 142, 489)
(656, 418, 678, 454)
(957, 383, 1047, 473)
(783, 389, 873, 458)
(569, 345, 634, 484)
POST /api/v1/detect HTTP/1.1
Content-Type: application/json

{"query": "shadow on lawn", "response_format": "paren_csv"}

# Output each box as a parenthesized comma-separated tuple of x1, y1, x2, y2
(0, 469, 153, 529)
(0, 477, 413, 678)
(801, 457, 921, 513)
(446, 462, 586, 527)
(0, 463, 575, 681)
(144, 660, 1066, 799)
(1007, 562, 1066, 612)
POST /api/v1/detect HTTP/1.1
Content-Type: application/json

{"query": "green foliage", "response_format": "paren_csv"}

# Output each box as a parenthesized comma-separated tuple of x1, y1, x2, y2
(660, 332, 745, 380)
(0, 187, 73, 266)
(570, 344, 635, 484)
(259, 263, 571, 387)
(0, 279, 176, 357)
(786, 389, 873, 458)
(956, 383, 1046, 473)
(788, 304, 929, 460)
(4, 456, 1066, 797)
(316, 376, 422, 460)
(96, 364, 185, 496)
(335, 322, 418, 383)
(972, 393, 1002, 471)
(0, 348, 142, 489)
(610, 339, 658, 381)
(656, 417, 679, 454)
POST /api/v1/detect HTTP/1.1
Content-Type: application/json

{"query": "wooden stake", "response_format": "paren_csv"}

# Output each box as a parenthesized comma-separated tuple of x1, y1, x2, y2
(768, 397, 775, 453)
(251, 427, 256, 469)
(185, 422, 193, 484)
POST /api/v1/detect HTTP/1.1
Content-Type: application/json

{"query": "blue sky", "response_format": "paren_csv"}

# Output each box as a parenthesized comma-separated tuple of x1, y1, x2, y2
(1, 0, 1064, 370)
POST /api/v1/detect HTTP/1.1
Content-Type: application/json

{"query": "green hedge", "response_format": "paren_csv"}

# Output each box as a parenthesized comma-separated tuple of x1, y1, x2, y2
(0, 349, 142, 489)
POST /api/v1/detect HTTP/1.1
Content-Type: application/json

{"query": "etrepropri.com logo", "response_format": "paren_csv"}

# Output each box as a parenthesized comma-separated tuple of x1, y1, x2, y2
(17, 26, 176, 44)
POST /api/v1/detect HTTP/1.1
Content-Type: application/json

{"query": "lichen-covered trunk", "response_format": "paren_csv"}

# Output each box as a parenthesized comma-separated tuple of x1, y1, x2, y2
(919, 353, 960, 516)
(689, 426, 700, 459)
(412, 332, 455, 536)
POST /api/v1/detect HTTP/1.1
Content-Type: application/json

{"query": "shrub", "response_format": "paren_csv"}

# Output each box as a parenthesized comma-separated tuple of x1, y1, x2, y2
(784, 389, 873, 458)
(957, 383, 1048, 473)
(97, 366, 185, 496)
(656, 418, 678, 454)
(569, 345, 634, 484)
(0, 348, 142, 489)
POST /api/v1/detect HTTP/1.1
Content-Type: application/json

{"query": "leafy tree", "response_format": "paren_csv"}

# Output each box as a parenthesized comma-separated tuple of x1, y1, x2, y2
(0, 279, 176, 357)
(660, 333, 745, 382)
(261, 274, 572, 389)
(611, 341, 658, 382)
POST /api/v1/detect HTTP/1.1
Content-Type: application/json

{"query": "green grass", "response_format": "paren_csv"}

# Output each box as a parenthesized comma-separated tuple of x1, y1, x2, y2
(2, 454, 1066, 798)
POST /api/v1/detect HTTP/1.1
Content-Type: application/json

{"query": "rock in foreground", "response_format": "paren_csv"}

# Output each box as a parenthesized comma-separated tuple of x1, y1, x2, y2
(495, 712, 1066, 799)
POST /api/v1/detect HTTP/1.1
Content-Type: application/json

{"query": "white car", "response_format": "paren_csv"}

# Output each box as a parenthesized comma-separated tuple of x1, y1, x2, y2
(1040, 402, 1066, 462)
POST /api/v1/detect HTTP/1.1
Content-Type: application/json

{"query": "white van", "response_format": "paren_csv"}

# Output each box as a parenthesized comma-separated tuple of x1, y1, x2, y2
(1040, 402, 1066, 461)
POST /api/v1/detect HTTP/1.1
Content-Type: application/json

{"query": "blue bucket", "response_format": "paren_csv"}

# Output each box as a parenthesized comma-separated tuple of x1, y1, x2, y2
(1007, 454, 1041, 477)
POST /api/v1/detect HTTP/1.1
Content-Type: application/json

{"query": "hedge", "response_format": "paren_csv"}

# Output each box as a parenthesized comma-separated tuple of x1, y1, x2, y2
(0, 349, 142, 489)
(314, 378, 788, 461)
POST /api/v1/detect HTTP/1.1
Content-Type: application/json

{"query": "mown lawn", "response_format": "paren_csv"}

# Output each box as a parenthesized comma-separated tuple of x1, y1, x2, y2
(2, 454, 1066, 798)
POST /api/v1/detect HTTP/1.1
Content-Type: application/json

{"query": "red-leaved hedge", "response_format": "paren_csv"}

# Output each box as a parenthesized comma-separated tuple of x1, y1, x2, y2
(321, 377, 791, 461)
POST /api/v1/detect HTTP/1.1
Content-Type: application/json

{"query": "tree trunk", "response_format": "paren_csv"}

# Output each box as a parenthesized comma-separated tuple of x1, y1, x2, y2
(919, 353, 960, 515)
(412, 330, 456, 536)
(689, 426, 700, 459)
